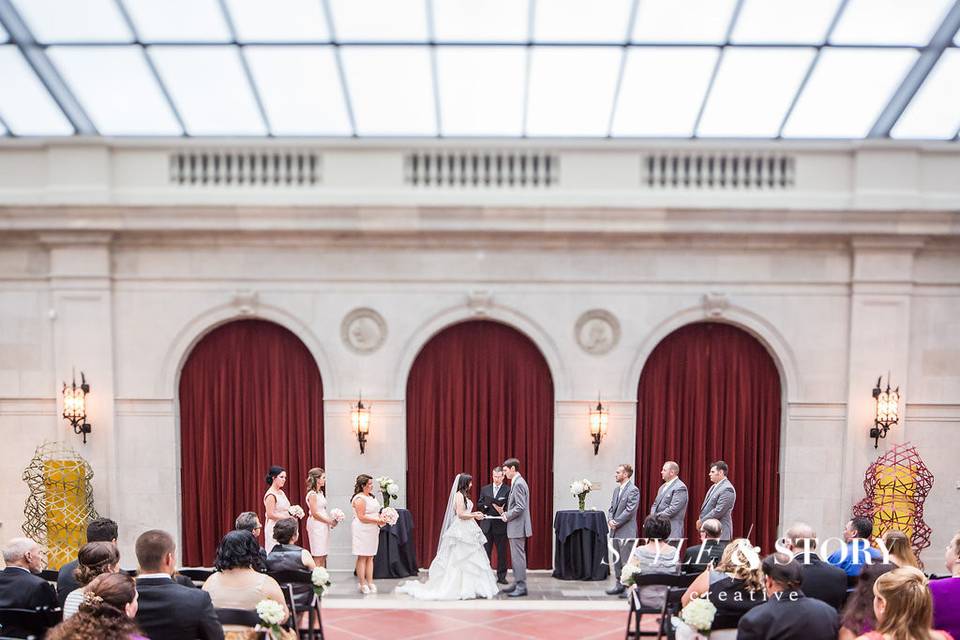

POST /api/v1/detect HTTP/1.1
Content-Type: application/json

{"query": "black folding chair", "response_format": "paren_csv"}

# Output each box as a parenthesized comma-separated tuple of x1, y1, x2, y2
(681, 563, 709, 576)
(268, 569, 324, 640)
(178, 568, 215, 585)
(624, 574, 697, 640)
(661, 586, 689, 640)
(0, 606, 61, 640)
(38, 570, 59, 584)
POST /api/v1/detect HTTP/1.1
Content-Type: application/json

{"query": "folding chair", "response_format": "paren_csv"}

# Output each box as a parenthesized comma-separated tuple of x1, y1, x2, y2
(0, 606, 61, 640)
(178, 568, 215, 585)
(268, 569, 324, 640)
(624, 574, 697, 640)
(215, 608, 266, 638)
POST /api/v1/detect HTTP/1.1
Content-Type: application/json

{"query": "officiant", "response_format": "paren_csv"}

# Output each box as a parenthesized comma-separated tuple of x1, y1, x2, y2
(478, 466, 511, 584)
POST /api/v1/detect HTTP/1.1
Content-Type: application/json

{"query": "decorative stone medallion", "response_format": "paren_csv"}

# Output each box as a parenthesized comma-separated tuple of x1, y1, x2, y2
(575, 309, 620, 355)
(341, 308, 387, 354)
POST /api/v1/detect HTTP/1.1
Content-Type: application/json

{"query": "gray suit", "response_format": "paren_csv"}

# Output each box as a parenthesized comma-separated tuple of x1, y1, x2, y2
(608, 481, 640, 583)
(503, 474, 532, 587)
(699, 477, 736, 540)
(650, 478, 688, 539)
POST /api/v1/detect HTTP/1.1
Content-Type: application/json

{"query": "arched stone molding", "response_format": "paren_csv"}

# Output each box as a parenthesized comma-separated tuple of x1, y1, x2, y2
(621, 304, 800, 403)
(393, 304, 570, 400)
(158, 303, 337, 399)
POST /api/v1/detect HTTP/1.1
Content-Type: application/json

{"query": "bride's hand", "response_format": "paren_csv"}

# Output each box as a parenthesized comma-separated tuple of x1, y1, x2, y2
(473, 512, 484, 521)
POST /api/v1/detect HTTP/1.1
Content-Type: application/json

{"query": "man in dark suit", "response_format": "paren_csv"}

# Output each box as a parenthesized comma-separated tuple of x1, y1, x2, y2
(57, 516, 118, 608)
(0, 538, 58, 637)
(477, 466, 510, 584)
(781, 522, 847, 611)
(134, 529, 224, 640)
(683, 518, 727, 566)
(738, 553, 839, 640)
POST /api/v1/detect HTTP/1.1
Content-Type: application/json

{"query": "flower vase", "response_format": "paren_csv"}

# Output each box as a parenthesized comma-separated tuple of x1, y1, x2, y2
(382, 495, 391, 509)
(578, 495, 586, 511)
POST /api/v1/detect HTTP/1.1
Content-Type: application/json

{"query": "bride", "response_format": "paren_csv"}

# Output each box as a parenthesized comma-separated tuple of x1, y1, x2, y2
(396, 473, 499, 600)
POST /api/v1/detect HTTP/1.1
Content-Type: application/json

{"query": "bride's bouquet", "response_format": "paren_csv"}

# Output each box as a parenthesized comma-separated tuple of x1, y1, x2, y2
(380, 506, 399, 526)
(376, 476, 400, 508)
(311, 566, 332, 597)
(330, 508, 346, 525)
(288, 505, 305, 519)
(570, 478, 594, 511)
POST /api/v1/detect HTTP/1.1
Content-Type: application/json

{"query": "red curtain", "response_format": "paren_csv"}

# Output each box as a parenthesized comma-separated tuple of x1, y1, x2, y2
(636, 322, 781, 550)
(406, 320, 554, 569)
(179, 320, 324, 566)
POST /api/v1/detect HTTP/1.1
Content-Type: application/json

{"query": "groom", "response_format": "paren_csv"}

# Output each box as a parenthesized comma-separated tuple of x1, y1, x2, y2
(500, 457, 531, 598)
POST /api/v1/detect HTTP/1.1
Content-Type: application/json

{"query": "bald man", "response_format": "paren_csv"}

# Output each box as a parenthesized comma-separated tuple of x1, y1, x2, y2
(650, 460, 688, 540)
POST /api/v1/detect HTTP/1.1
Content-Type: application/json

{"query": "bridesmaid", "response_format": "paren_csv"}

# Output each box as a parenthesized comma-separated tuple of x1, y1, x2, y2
(263, 465, 291, 553)
(305, 467, 337, 567)
(351, 474, 385, 594)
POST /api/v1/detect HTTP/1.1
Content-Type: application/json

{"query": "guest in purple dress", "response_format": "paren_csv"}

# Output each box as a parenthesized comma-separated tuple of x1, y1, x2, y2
(931, 531, 960, 639)
(47, 572, 149, 640)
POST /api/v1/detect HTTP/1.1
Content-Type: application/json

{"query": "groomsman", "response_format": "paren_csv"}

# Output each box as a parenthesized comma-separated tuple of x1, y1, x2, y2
(649, 460, 688, 540)
(697, 460, 737, 540)
(478, 466, 510, 584)
(605, 463, 640, 597)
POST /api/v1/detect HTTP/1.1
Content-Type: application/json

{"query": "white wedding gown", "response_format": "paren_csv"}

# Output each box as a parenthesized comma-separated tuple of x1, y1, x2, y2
(395, 497, 499, 600)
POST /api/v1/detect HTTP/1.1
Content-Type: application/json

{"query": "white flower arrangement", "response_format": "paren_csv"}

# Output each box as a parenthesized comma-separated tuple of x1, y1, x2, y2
(570, 478, 594, 510)
(330, 508, 346, 524)
(256, 598, 286, 636)
(311, 566, 332, 597)
(680, 597, 717, 632)
(381, 506, 399, 526)
(288, 505, 305, 519)
(619, 563, 644, 587)
(376, 476, 400, 507)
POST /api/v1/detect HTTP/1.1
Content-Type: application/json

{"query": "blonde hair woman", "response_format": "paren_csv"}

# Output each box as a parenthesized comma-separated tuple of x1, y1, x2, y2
(882, 530, 921, 569)
(305, 467, 337, 567)
(856, 566, 953, 640)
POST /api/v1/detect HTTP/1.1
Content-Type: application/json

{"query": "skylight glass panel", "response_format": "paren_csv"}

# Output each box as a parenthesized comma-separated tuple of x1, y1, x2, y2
(0, 46, 72, 135)
(526, 47, 622, 136)
(340, 46, 435, 135)
(328, 0, 427, 41)
(534, 0, 634, 43)
(611, 47, 718, 136)
(632, 0, 737, 44)
(731, 0, 841, 44)
(149, 46, 265, 135)
(0, 23, 6, 43)
(48, 46, 180, 135)
(831, 0, 953, 45)
(244, 46, 350, 135)
(13, 0, 133, 43)
(436, 47, 525, 136)
(698, 47, 815, 137)
(226, 0, 330, 42)
(783, 48, 917, 138)
(892, 49, 960, 139)
(432, 0, 528, 42)
(122, 0, 231, 42)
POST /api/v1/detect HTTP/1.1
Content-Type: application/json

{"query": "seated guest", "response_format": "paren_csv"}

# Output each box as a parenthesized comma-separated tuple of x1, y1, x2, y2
(855, 566, 953, 640)
(235, 511, 268, 566)
(678, 539, 765, 639)
(266, 517, 316, 611)
(134, 529, 223, 640)
(204, 530, 288, 633)
(839, 563, 897, 640)
(623, 515, 679, 608)
(781, 522, 847, 610)
(58, 517, 118, 608)
(47, 572, 147, 640)
(881, 530, 921, 569)
(683, 518, 727, 566)
(737, 553, 839, 640)
(828, 517, 883, 577)
(0, 537, 58, 637)
(930, 530, 960, 640)
(63, 541, 120, 619)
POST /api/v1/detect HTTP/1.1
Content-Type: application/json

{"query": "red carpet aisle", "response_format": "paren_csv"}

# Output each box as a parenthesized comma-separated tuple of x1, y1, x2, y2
(322, 609, 658, 639)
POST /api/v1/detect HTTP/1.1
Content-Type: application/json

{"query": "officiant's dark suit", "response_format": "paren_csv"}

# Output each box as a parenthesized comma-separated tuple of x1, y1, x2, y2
(478, 480, 510, 583)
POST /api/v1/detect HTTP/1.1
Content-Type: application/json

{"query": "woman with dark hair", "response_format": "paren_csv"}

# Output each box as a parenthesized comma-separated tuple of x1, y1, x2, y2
(351, 474, 386, 594)
(62, 541, 120, 619)
(47, 573, 145, 640)
(203, 530, 288, 632)
(305, 467, 337, 567)
(263, 465, 294, 553)
(396, 472, 498, 600)
(266, 517, 316, 612)
(839, 563, 898, 639)
(622, 514, 680, 608)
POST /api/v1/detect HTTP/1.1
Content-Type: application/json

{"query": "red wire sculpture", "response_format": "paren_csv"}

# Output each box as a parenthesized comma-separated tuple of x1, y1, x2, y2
(853, 442, 934, 557)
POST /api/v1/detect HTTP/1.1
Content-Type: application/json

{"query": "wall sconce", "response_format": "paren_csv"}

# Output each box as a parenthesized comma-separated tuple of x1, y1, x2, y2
(869, 374, 900, 448)
(589, 396, 608, 455)
(63, 371, 92, 444)
(351, 393, 370, 454)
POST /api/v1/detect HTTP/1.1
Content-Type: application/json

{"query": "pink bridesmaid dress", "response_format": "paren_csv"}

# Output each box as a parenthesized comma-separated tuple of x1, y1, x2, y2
(305, 489, 330, 557)
(351, 493, 380, 556)
(263, 487, 290, 553)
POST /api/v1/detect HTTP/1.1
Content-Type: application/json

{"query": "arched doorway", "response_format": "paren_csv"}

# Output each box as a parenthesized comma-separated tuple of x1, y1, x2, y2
(179, 319, 324, 566)
(636, 322, 782, 548)
(406, 320, 555, 569)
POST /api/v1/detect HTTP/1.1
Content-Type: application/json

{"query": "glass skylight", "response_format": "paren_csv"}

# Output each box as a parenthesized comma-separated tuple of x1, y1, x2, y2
(122, 0, 231, 43)
(534, 0, 634, 43)
(632, 0, 737, 44)
(830, 0, 953, 46)
(432, 0, 528, 42)
(328, 0, 427, 41)
(225, 0, 330, 43)
(0, 46, 73, 135)
(731, 0, 841, 44)
(436, 47, 525, 136)
(12, 0, 132, 43)
(892, 49, 960, 139)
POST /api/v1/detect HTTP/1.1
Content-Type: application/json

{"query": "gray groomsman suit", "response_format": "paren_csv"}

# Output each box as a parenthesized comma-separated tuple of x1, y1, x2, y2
(503, 473, 532, 588)
(650, 478, 688, 540)
(699, 477, 736, 540)
(608, 480, 640, 583)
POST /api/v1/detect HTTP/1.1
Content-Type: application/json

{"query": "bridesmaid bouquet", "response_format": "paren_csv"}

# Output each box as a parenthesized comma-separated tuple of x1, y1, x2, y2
(376, 476, 400, 508)
(380, 506, 399, 526)
(288, 505, 305, 519)
(330, 508, 346, 524)
(680, 597, 717, 632)
(311, 566, 333, 597)
(256, 599, 286, 638)
(570, 479, 594, 511)
(619, 563, 643, 587)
